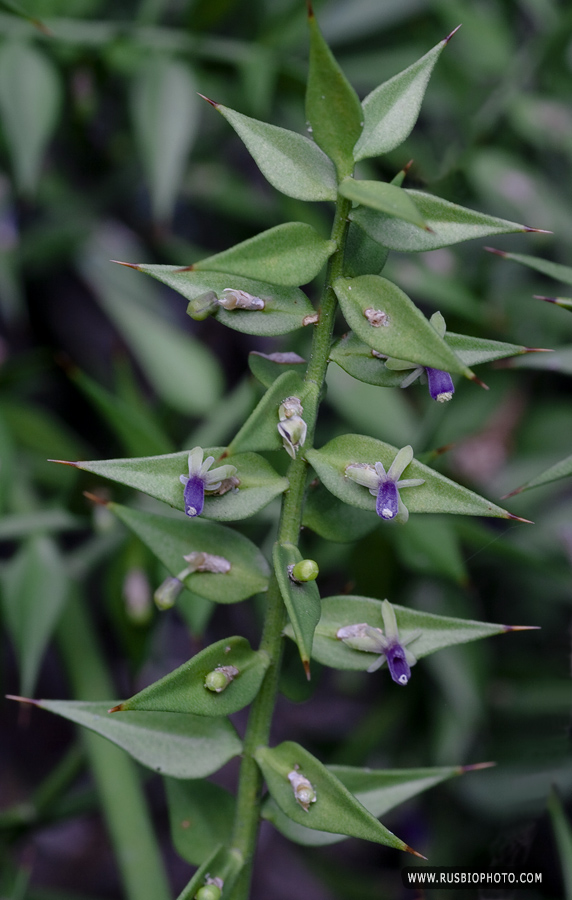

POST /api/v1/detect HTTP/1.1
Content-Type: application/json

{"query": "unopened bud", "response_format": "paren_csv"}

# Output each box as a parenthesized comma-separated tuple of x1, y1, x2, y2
(277, 415, 307, 458)
(183, 551, 231, 574)
(195, 876, 223, 900)
(204, 665, 239, 692)
(278, 396, 303, 420)
(289, 559, 319, 583)
(219, 288, 265, 310)
(288, 767, 317, 812)
(188, 291, 219, 320)
(154, 576, 184, 610)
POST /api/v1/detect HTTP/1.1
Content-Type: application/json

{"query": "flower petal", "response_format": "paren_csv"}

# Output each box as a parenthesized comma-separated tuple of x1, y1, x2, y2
(386, 445, 414, 482)
(385, 641, 411, 685)
(376, 480, 399, 519)
(183, 473, 205, 517)
(426, 367, 455, 402)
(345, 463, 379, 490)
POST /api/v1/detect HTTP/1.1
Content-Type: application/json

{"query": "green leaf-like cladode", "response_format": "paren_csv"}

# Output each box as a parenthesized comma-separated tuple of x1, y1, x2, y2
(165, 779, 235, 866)
(339, 179, 429, 231)
(289, 594, 531, 671)
(333, 276, 474, 378)
(503, 452, 572, 498)
(330, 330, 537, 388)
(131, 56, 199, 222)
(263, 763, 474, 846)
(306, 6, 362, 178)
(0, 40, 61, 193)
(56, 449, 288, 521)
(486, 248, 572, 287)
(254, 742, 420, 854)
(174, 844, 243, 900)
(547, 789, 572, 900)
(343, 222, 389, 278)
(351, 190, 538, 252)
(112, 636, 269, 717)
(21, 700, 241, 779)
(248, 350, 307, 388)
(124, 266, 315, 336)
(353, 31, 457, 162)
(302, 480, 379, 543)
(305, 434, 522, 521)
(108, 503, 270, 603)
(1, 537, 68, 696)
(209, 99, 338, 201)
(187, 223, 336, 287)
(273, 543, 321, 677)
(227, 370, 306, 455)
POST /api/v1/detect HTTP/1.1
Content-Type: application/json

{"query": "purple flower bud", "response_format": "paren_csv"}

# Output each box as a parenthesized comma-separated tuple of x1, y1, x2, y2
(385, 641, 411, 685)
(376, 479, 399, 519)
(183, 474, 205, 518)
(425, 367, 455, 403)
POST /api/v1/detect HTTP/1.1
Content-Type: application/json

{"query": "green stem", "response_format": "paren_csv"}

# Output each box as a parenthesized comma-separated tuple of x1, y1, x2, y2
(228, 195, 352, 899)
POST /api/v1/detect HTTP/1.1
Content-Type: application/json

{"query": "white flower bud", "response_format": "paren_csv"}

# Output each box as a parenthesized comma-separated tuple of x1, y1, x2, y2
(219, 288, 265, 310)
(288, 767, 317, 811)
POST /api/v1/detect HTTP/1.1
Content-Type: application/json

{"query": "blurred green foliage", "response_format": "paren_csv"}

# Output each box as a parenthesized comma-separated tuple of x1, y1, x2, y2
(1, 1, 572, 899)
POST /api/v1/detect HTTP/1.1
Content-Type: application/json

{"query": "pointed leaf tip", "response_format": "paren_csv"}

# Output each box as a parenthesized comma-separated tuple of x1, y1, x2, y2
(48, 458, 79, 467)
(525, 347, 553, 353)
(111, 259, 141, 270)
(484, 246, 506, 257)
(460, 761, 496, 772)
(6, 694, 37, 705)
(303, 660, 311, 681)
(502, 624, 541, 632)
(444, 24, 462, 43)
(506, 513, 534, 524)
(406, 845, 428, 860)
(500, 485, 523, 499)
(534, 295, 558, 303)
(306, 0, 314, 17)
(83, 491, 109, 507)
(197, 93, 219, 108)
(108, 703, 125, 713)
(523, 227, 553, 234)
(403, 159, 414, 173)
(174, 265, 195, 272)
(470, 374, 489, 390)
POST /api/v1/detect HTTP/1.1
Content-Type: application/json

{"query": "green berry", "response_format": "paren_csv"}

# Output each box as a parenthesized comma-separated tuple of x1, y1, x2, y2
(195, 885, 222, 900)
(291, 559, 319, 583)
(204, 670, 229, 692)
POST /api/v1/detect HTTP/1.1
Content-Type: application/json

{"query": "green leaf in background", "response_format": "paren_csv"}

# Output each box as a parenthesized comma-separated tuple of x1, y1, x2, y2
(263, 763, 478, 846)
(273, 543, 321, 678)
(125, 265, 316, 336)
(207, 98, 338, 201)
(343, 222, 389, 277)
(339, 179, 429, 231)
(485, 248, 572, 286)
(351, 190, 539, 252)
(177, 589, 214, 638)
(11, 699, 242, 779)
(188, 223, 336, 286)
(113, 636, 269, 717)
(353, 30, 457, 161)
(0, 0, 48, 31)
(305, 434, 524, 520)
(248, 350, 307, 388)
(131, 56, 199, 222)
(390, 515, 468, 585)
(254, 742, 420, 854)
(68, 366, 173, 457)
(227, 370, 306, 454)
(333, 276, 474, 378)
(503, 452, 572, 498)
(306, 5, 362, 178)
(108, 503, 270, 603)
(80, 234, 223, 415)
(302, 480, 379, 543)
(547, 788, 572, 900)
(0, 509, 85, 540)
(536, 296, 572, 311)
(444, 332, 542, 367)
(1, 536, 69, 696)
(56, 449, 288, 521)
(0, 41, 61, 193)
(174, 844, 243, 900)
(296, 594, 532, 671)
(165, 779, 235, 866)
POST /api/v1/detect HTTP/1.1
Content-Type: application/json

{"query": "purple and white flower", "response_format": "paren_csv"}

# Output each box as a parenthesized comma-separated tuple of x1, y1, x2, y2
(345, 445, 424, 523)
(380, 311, 455, 402)
(337, 600, 420, 685)
(179, 447, 238, 518)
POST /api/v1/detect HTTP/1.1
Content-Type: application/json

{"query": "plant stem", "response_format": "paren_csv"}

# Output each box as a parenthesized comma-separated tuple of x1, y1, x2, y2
(228, 195, 352, 899)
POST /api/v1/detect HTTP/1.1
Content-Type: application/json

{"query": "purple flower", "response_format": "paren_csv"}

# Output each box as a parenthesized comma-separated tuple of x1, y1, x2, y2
(337, 600, 420, 685)
(381, 311, 455, 402)
(179, 447, 238, 518)
(345, 445, 425, 523)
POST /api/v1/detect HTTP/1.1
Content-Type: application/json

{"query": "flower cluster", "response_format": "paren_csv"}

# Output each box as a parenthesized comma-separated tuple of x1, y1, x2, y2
(345, 445, 424, 522)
